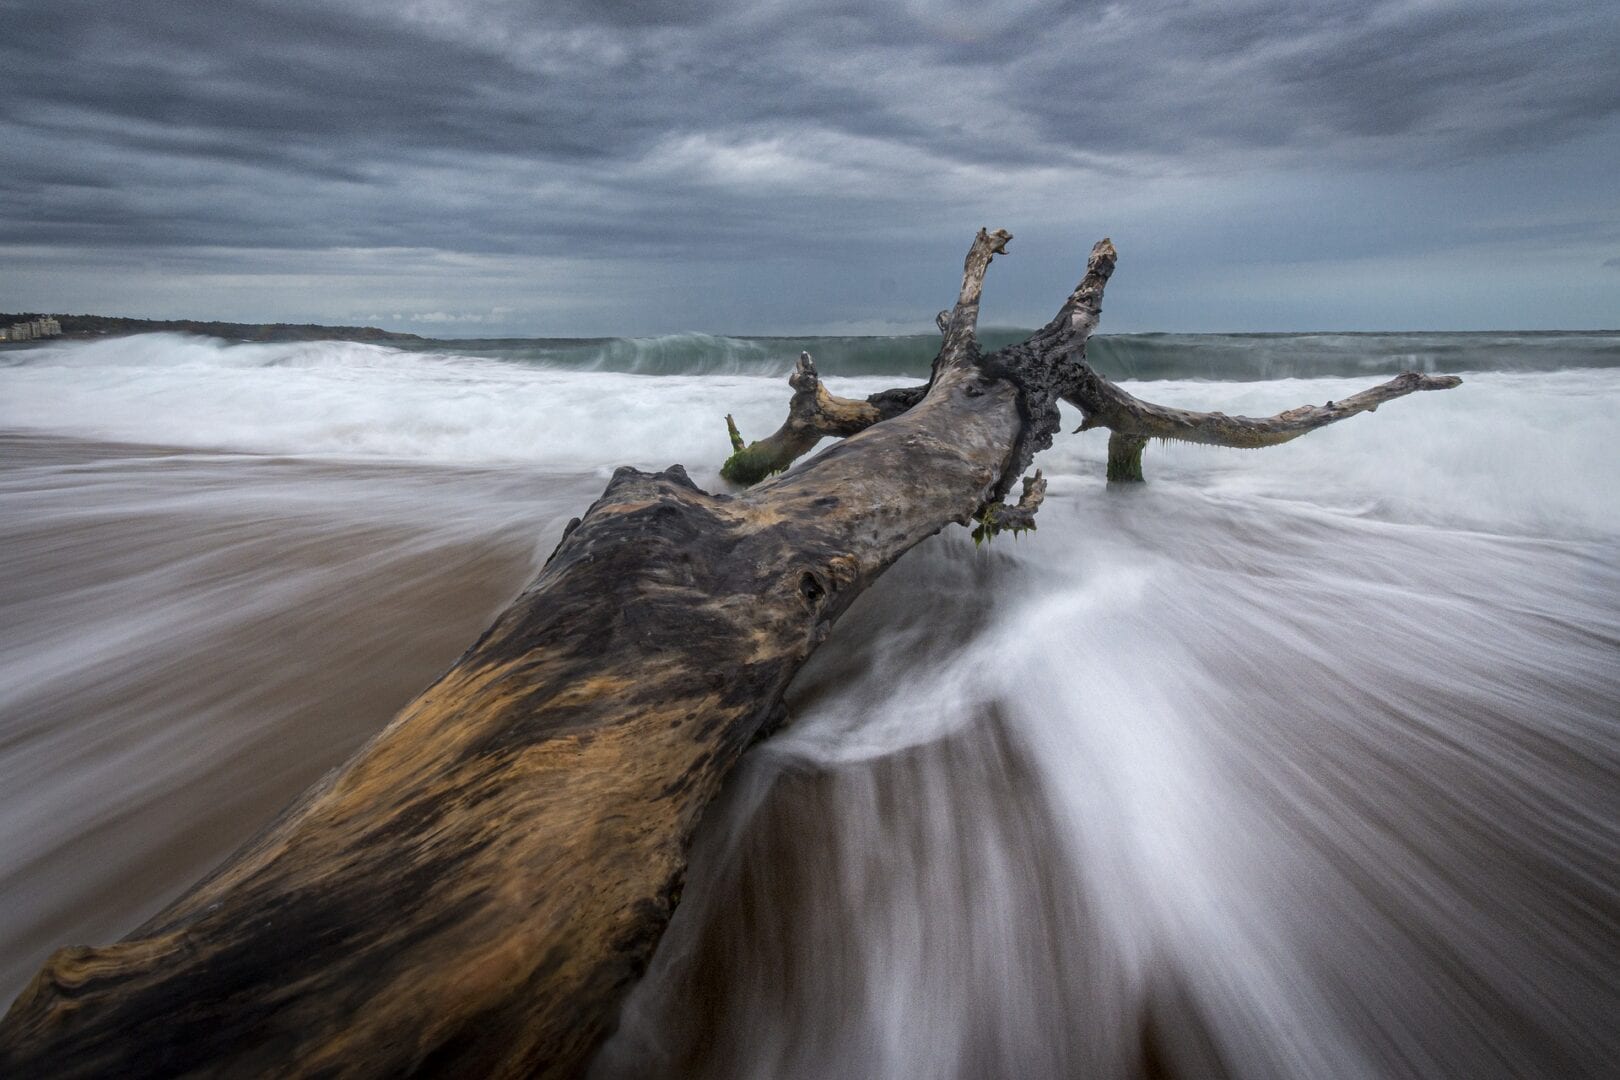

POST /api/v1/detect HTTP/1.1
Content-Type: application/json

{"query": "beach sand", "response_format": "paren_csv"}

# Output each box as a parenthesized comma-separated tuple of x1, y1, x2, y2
(0, 434, 590, 1000)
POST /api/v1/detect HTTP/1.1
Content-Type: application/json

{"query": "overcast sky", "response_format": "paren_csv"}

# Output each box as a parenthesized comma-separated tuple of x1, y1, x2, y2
(3, 0, 1617, 336)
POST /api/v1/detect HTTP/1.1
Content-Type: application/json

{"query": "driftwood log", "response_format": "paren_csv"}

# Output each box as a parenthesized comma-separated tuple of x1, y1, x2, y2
(0, 231, 1459, 1078)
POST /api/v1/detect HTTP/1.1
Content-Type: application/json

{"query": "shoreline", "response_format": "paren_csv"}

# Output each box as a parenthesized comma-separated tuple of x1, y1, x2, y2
(0, 314, 423, 346)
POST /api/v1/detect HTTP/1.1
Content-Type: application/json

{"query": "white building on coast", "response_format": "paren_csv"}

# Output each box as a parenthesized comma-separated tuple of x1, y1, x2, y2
(0, 316, 62, 341)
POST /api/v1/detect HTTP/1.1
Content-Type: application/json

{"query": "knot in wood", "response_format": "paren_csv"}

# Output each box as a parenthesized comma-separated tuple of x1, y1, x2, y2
(797, 571, 826, 610)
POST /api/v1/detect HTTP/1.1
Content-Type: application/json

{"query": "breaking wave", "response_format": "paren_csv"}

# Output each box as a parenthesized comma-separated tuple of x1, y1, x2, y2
(15, 326, 1608, 380)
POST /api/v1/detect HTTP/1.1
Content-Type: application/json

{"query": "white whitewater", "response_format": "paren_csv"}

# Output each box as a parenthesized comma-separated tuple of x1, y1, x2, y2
(1, 335, 1616, 1078)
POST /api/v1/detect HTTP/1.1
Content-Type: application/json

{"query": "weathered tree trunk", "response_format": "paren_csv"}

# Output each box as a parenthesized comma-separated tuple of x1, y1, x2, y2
(0, 231, 1459, 1079)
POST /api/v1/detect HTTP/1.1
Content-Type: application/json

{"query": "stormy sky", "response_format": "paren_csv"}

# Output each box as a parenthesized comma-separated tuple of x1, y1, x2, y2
(3, 0, 1617, 336)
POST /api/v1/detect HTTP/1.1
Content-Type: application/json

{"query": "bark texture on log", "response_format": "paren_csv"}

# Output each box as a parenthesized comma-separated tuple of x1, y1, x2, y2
(0, 229, 1106, 1079)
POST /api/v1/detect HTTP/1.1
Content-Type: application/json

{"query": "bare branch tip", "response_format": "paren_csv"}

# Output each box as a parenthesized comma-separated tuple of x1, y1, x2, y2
(788, 351, 819, 391)
(1088, 238, 1117, 273)
(973, 227, 1012, 256)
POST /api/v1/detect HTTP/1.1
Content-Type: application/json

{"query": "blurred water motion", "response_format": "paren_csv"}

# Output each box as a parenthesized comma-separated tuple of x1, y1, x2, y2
(0, 435, 592, 999)
(595, 487, 1620, 1079)
(1, 337, 1617, 1077)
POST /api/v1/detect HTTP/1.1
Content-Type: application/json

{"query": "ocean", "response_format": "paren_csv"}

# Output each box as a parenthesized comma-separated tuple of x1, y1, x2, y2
(1, 331, 1617, 1077)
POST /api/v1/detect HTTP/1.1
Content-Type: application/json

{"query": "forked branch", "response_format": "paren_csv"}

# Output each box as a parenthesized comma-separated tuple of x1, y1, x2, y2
(721, 233, 1461, 490)
(721, 228, 1017, 486)
(720, 352, 917, 485)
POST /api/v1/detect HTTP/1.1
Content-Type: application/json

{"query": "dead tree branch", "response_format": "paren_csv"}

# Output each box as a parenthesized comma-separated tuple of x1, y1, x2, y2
(724, 235, 1459, 485)
(1067, 367, 1463, 481)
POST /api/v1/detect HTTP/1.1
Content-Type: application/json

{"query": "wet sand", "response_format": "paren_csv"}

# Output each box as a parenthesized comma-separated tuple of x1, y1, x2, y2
(0, 434, 595, 1000)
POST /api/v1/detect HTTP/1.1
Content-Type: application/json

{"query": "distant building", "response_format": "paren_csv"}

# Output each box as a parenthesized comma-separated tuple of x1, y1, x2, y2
(2, 316, 61, 341)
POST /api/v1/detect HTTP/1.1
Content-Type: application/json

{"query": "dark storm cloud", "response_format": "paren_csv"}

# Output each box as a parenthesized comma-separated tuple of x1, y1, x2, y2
(2, 0, 1617, 330)
(3, 0, 944, 258)
(3, 1, 618, 165)
(1008, 0, 1620, 162)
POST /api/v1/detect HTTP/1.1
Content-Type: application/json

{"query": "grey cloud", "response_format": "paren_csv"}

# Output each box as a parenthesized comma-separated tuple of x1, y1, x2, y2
(12, 1, 1612, 175)
(3, 2, 614, 165)
(1009, 0, 1620, 163)
(1, 0, 1617, 331)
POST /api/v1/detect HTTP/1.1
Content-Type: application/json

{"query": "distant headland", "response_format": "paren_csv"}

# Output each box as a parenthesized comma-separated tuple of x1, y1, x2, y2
(0, 313, 423, 344)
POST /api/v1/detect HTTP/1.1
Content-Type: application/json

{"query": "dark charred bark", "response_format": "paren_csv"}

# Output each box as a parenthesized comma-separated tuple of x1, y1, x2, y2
(0, 231, 1459, 1079)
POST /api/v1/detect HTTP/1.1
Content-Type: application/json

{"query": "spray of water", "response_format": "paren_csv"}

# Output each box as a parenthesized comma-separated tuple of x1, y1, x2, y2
(1, 336, 1615, 1077)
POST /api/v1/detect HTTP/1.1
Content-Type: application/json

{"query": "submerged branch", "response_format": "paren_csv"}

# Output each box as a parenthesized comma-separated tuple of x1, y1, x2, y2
(1106, 432, 1148, 484)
